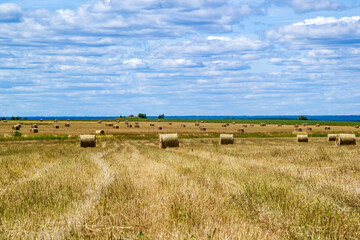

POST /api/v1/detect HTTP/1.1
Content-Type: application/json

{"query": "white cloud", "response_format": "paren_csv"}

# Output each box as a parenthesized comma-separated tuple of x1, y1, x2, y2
(0, 3, 22, 22)
(266, 16, 360, 44)
(122, 58, 148, 69)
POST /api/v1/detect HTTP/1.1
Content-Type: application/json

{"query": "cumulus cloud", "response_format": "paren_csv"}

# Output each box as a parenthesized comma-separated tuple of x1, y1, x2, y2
(266, 16, 360, 44)
(0, 3, 22, 22)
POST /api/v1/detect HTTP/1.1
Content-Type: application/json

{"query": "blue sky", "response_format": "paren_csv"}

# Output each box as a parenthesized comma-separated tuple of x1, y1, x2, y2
(0, 0, 359, 116)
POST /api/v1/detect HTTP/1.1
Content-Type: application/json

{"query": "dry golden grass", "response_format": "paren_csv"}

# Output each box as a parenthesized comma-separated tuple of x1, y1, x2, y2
(0, 137, 359, 239)
(0, 120, 359, 137)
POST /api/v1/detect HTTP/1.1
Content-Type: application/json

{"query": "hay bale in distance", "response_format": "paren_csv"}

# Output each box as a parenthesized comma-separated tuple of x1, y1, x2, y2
(134, 125, 140, 128)
(31, 124, 38, 128)
(243, 124, 247, 127)
(157, 126, 162, 130)
(199, 126, 206, 131)
(260, 123, 266, 126)
(325, 126, 331, 130)
(95, 130, 105, 135)
(278, 124, 282, 127)
(40, 119, 43, 122)
(195, 122, 199, 126)
(335, 134, 356, 146)
(250, 124, 254, 127)
(168, 123, 172, 125)
(297, 135, 308, 142)
(54, 119, 57, 122)
(237, 129, 244, 133)
(150, 123, 155, 126)
(222, 124, 227, 127)
(316, 124, 320, 127)
(65, 123, 70, 127)
(327, 134, 337, 141)
(98, 121, 102, 124)
(220, 134, 234, 145)
(355, 125, 359, 128)
(307, 127, 312, 131)
(80, 135, 96, 148)
(232, 122, 236, 125)
(3, 120, 7, 123)
(12, 125, 20, 130)
(54, 125, 59, 129)
(113, 125, 119, 129)
(181, 124, 186, 127)
(294, 124, 299, 128)
(159, 133, 179, 148)
(30, 128, 38, 133)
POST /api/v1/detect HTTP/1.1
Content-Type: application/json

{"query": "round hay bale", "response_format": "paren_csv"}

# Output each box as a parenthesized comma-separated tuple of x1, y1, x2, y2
(65, 123, 70, 127)
(128, 124, 133, 128)
(125, 121, 128, 124)
(159, 133, 179, 148)
(355, 125, 359, 128)
(237, 129, 244, 133)
(260, 123, 266, 126)
(31, 124, 38, 128)
(12, 125, 20, 130)
(222, 124, 227, 127)
(199, 126, 206, 131)
(3, 120, 7, 123)
(157, 126, 162, 130)
(116, 120, 120, 123)
(40, 119, 43, 122)
(150, 123, 155, 126)
(98, 121, 102, 124)
(134, 125, 140, 128)
(232, 122, 236, 125)
(302, 123, 308, 126)
(294, 124, 299, 128)
(157, 119, 161, 122)
(297, 135, 308, 142)
(220, 134, 234, 145)
(113, 125, 119, 129)
(200, 121, 204, 123)
(195, 122, 199, 126)
(226, 123, 230, 126)
(54, 120, 57, 122)
(278, 124, 282, 127)
(243, 124, 247, 127)
(181, 124, 186, 127)
(80, 135, 96, 148)
(54, 125, 59, 129)
(335, 134, 356, 146)
(19, 122, 23, 125)
(307, 127, 312, 131)
(95, 130, 105, 135)
(325, 126, 331, 130)
(30, 128, 38, 133)
(250, 124, 254, 127)
(327, 134, 337, 141)
(316, 124, 320, 127)
(168, 123, 172, 125)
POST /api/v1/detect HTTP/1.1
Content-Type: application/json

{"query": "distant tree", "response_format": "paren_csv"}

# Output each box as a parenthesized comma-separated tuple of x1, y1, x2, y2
(24, 117, 28, 120)
(138, 113, 147, 119)
(119, 115, 122, 118)
(15, 116, 20, 120)
(158, 114, 165, 119)
(298, 115, 308, 120)
(11, 116, 15, 120)
(129, 115, 134, 118)
(1, 117, 6, 120)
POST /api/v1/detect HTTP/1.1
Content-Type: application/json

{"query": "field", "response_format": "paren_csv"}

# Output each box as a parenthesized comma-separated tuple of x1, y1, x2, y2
(0, 120, 359, 239)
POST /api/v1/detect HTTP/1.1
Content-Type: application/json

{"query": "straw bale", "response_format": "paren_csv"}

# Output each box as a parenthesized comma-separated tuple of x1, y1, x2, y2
(220, 134, 234, 145)
(95, 130, 105, 135)
(297, 135, 308, 142)
(159, 133, 179, 148)
(335, 134, 356, 146)
(80, 135, 96, 148)
(327, 134, 337, 141)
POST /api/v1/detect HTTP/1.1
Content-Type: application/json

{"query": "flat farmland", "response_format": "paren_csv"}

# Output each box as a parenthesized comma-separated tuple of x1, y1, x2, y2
(0, 120, 359, 239)
(0, 120, 359, 137)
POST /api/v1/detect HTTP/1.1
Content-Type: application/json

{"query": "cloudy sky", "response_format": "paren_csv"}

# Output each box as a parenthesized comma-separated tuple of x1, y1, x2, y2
(0, 0, 359, 116)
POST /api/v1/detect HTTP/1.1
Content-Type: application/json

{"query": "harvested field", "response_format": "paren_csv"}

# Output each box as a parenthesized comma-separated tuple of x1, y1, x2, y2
(0, 137, 359, 239)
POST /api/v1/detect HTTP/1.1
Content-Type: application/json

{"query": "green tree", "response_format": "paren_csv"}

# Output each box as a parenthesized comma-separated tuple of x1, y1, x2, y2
(298, 115, 308, 120)
(138, 113, 147, 118)
(158, 114, 165, 119)
(11, 116, 15, 120)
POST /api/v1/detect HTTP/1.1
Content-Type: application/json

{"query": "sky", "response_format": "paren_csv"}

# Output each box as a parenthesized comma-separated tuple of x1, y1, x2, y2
(0, 0, 360, 116)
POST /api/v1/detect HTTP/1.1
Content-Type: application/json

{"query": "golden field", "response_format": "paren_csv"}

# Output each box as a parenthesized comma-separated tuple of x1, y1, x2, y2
(0, 120, 359, 239)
